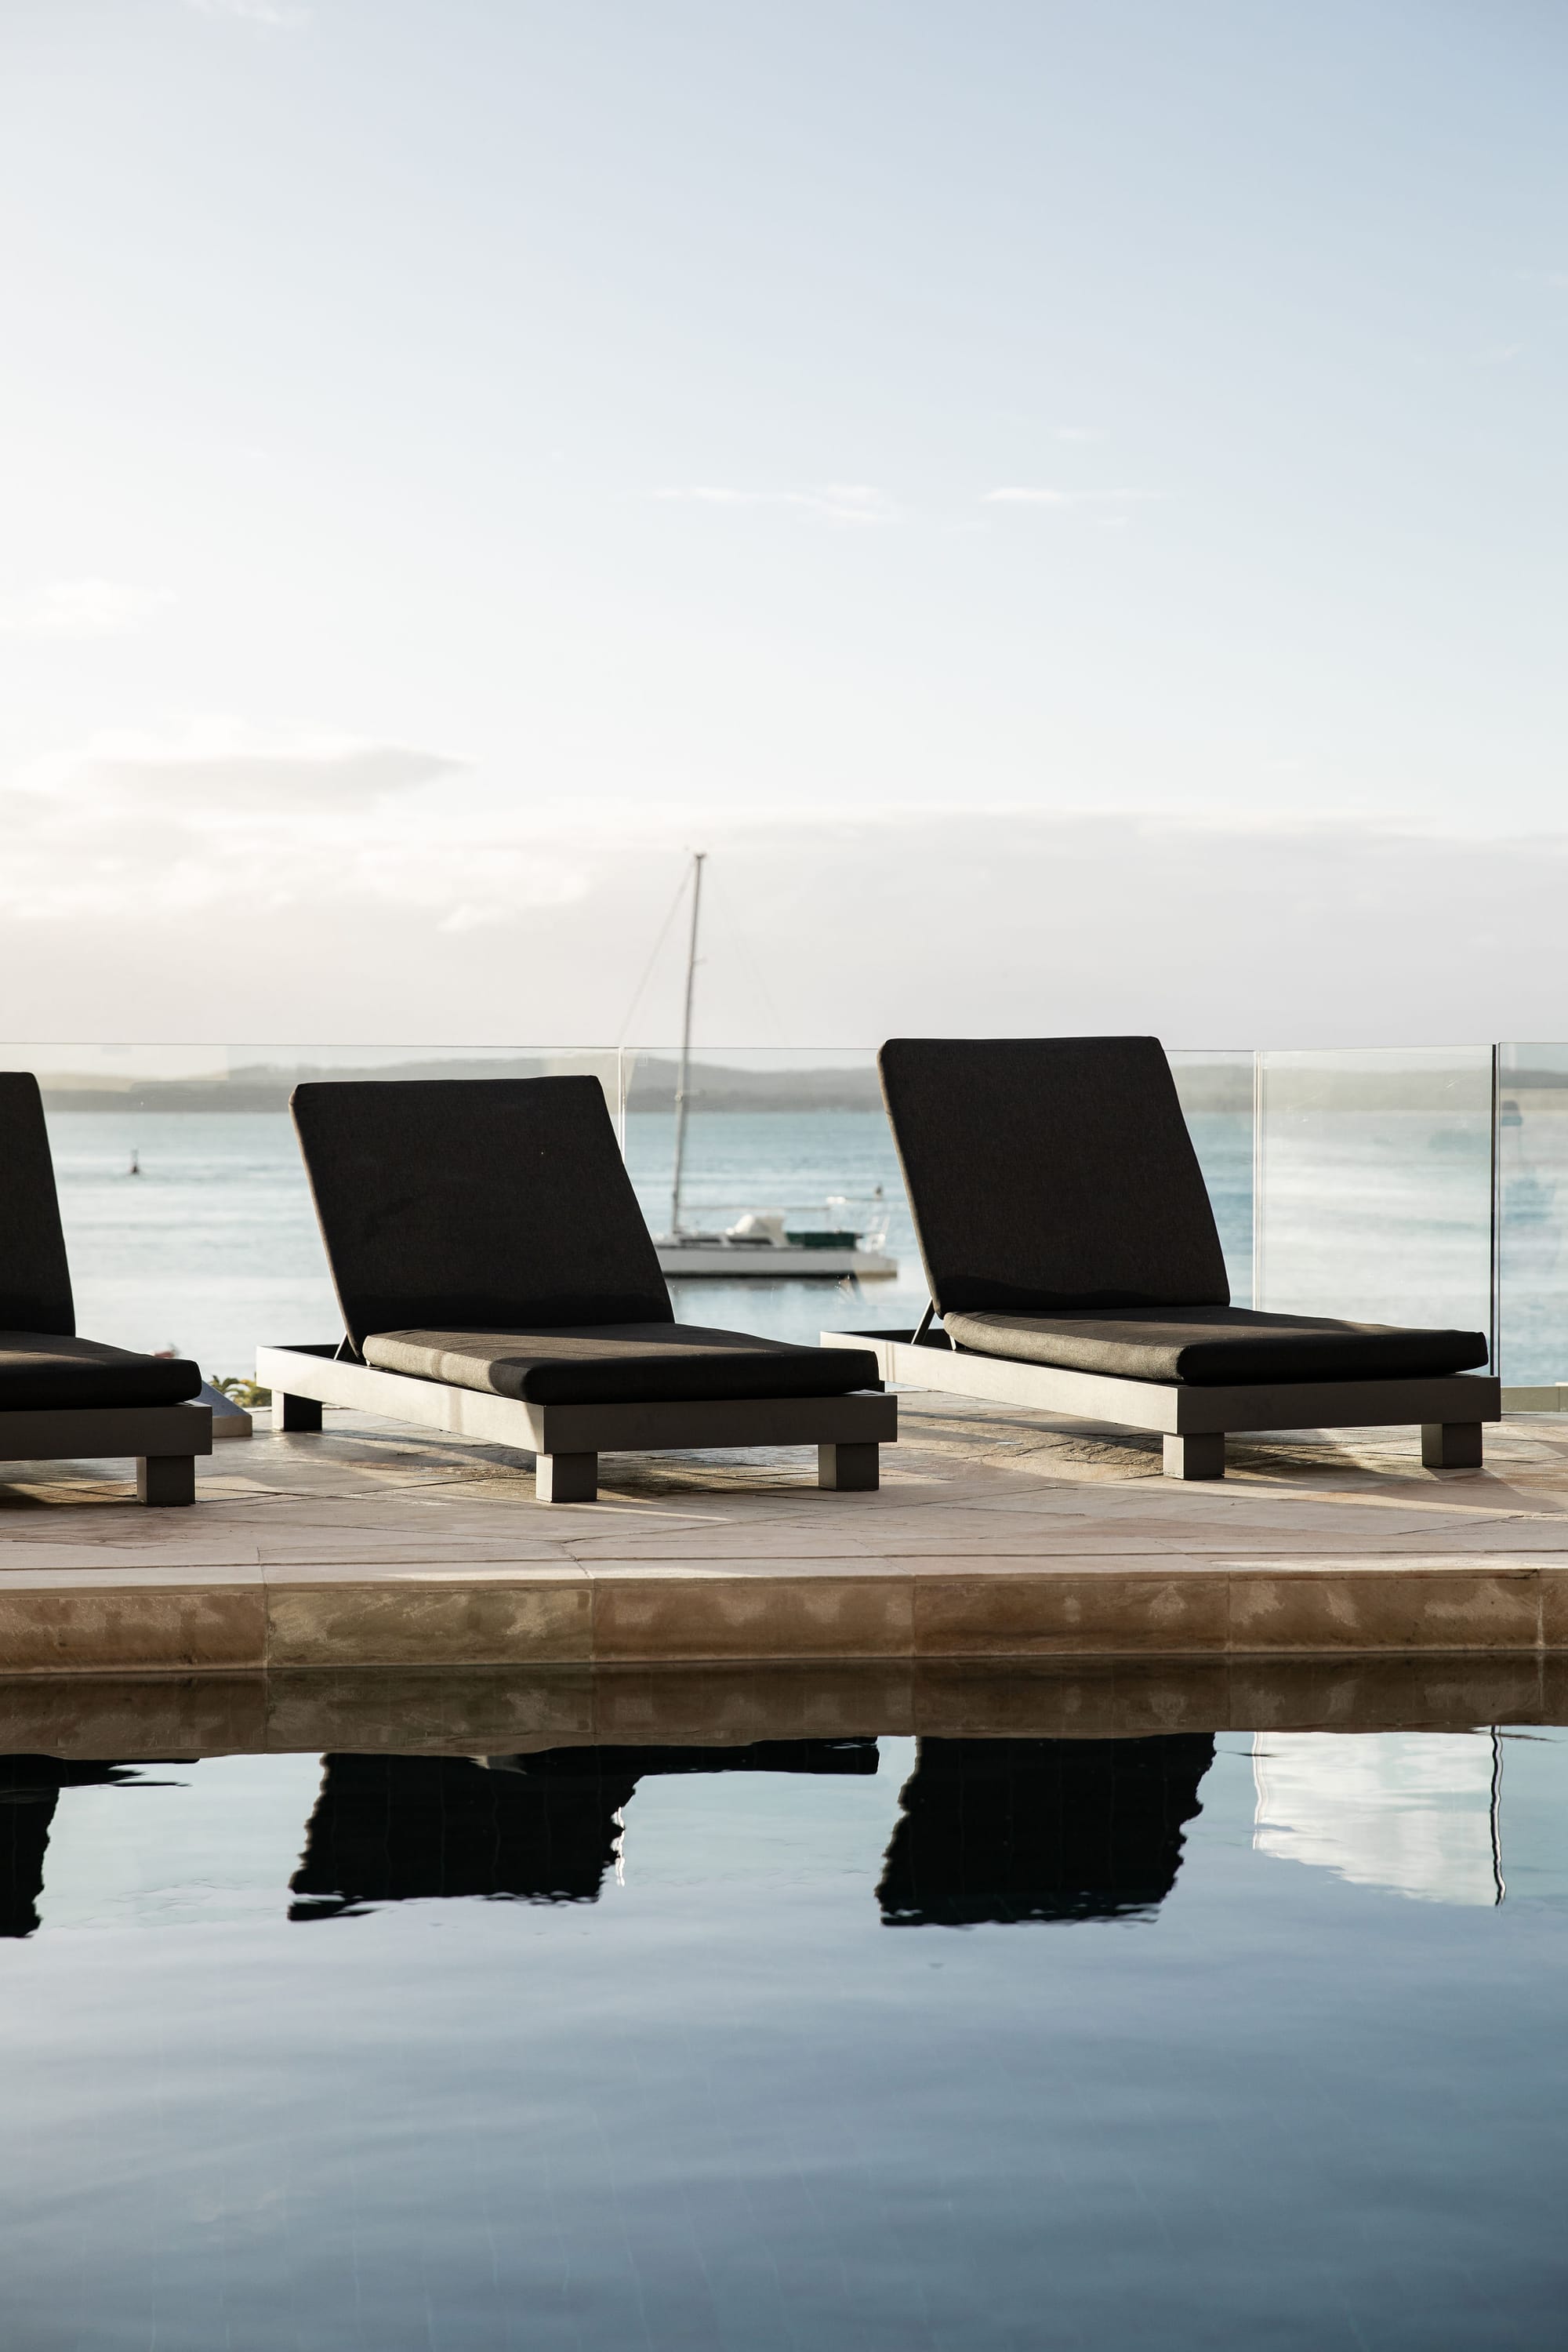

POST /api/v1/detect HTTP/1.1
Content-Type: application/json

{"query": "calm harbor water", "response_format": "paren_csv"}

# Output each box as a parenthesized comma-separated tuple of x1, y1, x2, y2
(35, 1099, 1568, 1383)
(40, 1109, 1254, 1378)
(2, 1711, 1566, 2349)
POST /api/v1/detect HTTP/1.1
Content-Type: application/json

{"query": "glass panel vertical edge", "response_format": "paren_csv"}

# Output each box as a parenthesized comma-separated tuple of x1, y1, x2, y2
(1497, 1044, 1568, 1385)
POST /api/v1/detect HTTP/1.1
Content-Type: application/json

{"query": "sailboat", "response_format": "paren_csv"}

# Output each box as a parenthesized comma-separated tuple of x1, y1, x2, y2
(650, 852, 898, 1282)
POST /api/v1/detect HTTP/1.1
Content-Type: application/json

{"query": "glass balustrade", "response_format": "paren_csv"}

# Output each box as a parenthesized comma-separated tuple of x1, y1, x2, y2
(4, 1039, 1567, 1390)
(1168, 1051, 1254, 1305)
(1497, 1045, 1568, 1389)
(1254, 1047, 1495, 1349)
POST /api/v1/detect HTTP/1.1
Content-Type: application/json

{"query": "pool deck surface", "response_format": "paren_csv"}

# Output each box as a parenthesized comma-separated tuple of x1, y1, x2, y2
(3, 1395, 1568, 1679)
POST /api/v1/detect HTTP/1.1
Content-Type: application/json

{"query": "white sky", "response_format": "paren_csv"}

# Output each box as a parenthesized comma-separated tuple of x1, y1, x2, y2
(2, 0, 1565, 1047)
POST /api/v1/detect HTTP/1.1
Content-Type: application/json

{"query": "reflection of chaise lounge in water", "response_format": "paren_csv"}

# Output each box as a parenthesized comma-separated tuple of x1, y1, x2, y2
(877, 1736, 1216, 1926)
(0, 1758, 151, 1938)
(289, 1740, 879, 1921)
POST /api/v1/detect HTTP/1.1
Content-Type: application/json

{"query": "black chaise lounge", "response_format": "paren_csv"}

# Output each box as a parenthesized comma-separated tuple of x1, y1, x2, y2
(257, 1076, 895, 1501)
(0, 1073, 209, 1503)
(825, 1036, 1497, 1480)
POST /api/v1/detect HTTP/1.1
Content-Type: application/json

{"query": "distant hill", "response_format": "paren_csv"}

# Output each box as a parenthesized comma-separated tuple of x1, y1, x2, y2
(34, 1056, 886, 1114)
(34, 1054, 1565, 1116)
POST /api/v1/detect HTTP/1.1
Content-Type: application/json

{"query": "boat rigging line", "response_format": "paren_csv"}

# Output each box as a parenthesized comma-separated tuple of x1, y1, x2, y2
(670, 850, 706, 1236)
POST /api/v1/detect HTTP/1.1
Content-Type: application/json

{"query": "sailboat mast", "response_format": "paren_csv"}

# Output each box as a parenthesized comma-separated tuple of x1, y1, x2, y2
(669, 851, 706, 1234)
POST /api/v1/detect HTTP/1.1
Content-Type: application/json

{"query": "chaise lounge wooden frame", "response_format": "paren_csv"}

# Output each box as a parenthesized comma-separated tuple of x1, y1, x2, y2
(822, 1327, 1497, 1480)
(258, 1340, 891, 1502)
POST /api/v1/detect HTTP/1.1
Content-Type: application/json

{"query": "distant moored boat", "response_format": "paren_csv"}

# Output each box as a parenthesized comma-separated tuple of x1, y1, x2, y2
(655, 1204, 896, 1282)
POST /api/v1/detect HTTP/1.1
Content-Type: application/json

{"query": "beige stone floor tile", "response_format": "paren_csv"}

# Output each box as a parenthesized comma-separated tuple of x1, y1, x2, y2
(267, 1578, 593, 1668)
(914, 1571, 1230, 1657)
(261, 1559, 586, 1584)
(591, 1575, 913, 1662)
(1228, 1570, 1542, 1653)
(1215, 1549, 1566, 1576)
(562, 1529, 884, 1563)
(0, 1541, 265, 1572)
(252, 1535, 575, 1566)
(575, 1555, 916, 1581)
(1534, 1571, 1568, 1650)
(0, 1584, 264, 1672)
(0, 1564, 263, 1590)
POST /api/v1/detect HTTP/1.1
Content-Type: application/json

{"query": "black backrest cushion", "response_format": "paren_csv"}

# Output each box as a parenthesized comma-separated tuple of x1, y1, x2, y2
(292, 1076, 672, 1350)
(0, 1073, 74, 1334)
(879, 1037, 1229, 1316)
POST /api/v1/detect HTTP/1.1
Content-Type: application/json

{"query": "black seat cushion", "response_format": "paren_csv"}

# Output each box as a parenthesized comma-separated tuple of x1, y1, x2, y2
(0, 1073, 76, 1334)
(942, 1306, 1490, 1387)
(879, 1037, 1231, 1316)
(363, 1324, 882, 1406)
(292, 1077, 673, 1352)
(0, 1334, 202, 1410)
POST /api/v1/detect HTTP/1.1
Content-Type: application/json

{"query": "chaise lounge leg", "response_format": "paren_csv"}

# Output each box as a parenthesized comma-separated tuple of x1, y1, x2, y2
(819, 1442, 880, 1491)
(138, 1454, 195, 1506)
(1422, 1421, 1483, 1470)
(537, 1450, 597, 1504)
(274, 1391, 324, 1433)
(1163, 1432, 1225, 1481)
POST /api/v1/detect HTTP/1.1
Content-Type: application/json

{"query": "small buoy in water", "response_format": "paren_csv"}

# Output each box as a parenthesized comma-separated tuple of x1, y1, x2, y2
(129, 1149, 140, 1177)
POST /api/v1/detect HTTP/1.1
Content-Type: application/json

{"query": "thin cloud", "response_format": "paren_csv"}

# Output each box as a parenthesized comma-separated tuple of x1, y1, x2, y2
(0, 726, 535, 925)
(23, 724, 466, 811)
(0, 579, 174, 637)
(78, 734, 465, 809)
(0, 801, 1561, 1047)
(982, 487, 1160, 510)
(185, 0, 308, 22)
(1052, 426, 1105, 442)
(653, 485, 895, 526)
(89, 744, 465, 808)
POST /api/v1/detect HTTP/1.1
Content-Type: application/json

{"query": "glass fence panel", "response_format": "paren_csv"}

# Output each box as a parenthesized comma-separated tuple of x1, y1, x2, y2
(1168, 1052, 1254, 1305)
(620, 1047, 915, 1348)
(1497, 1045, 1568, 1386)
(1255, 1048, 1494, 1346)
(14, 1037, 1519, 1385)
(622, 1044, 1255, 1345)
(8, 1044, 619, 1383)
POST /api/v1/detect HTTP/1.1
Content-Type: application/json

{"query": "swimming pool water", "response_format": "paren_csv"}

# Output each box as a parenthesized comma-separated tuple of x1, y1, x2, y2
(3, 1716, 1566, 2350)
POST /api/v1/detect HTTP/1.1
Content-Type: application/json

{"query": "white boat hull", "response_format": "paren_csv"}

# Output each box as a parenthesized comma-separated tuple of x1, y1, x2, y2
(655, 1242, 897, 1279)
